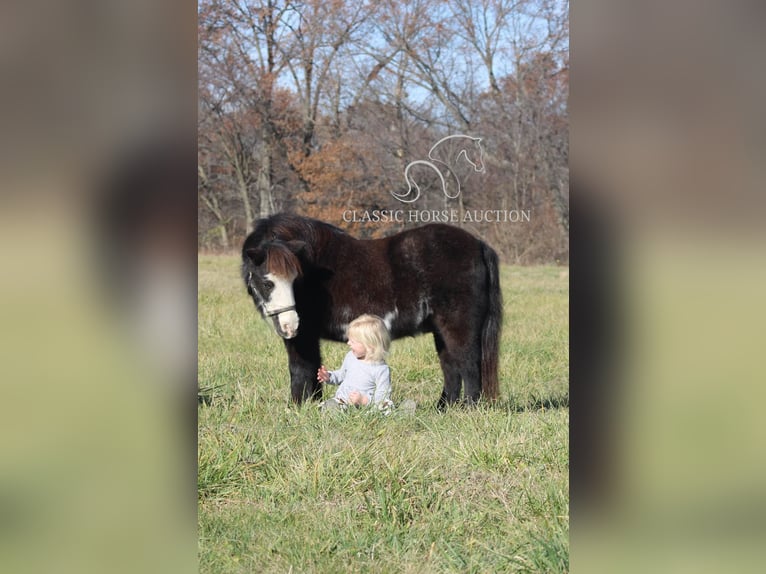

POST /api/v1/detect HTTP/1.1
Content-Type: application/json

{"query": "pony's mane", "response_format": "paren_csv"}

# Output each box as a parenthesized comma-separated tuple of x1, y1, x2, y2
(244, 214, 348, 278)
(271, 214, 344, 237)
(264, 242, 302, 278)
(261, 214, 346, 260)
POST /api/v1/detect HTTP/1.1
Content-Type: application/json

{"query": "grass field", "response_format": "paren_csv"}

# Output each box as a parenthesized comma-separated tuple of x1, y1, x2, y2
(198, 255, 569, 573)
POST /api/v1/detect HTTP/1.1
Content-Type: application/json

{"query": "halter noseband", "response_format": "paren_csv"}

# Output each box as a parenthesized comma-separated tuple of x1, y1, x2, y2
(263, 305, 297, 318)
(247, 271, 297, 318)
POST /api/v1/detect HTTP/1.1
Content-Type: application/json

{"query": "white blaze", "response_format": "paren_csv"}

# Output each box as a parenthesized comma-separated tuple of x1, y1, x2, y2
(263, 272, 299, 338)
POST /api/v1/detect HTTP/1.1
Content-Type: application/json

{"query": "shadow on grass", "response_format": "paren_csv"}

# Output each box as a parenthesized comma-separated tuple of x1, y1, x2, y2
(398, 391, 570, 414)
(198, 385, 570, 414)
(504, 393, 569, 413)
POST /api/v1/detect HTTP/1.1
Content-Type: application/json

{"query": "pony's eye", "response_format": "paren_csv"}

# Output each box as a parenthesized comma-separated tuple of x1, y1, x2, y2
(263, 280, 274, 291)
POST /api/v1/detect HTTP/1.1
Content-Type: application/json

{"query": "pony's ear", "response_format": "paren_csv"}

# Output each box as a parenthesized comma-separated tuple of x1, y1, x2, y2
(245, 247, 266, 267)
(285, 240, 307, 256)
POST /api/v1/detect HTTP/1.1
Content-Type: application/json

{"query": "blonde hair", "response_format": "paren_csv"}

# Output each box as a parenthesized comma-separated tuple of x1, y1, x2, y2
(347, 314, 391, 364)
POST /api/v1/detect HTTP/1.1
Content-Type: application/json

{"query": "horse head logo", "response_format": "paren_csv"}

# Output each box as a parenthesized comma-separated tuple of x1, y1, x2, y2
(392, 135, 486, 204)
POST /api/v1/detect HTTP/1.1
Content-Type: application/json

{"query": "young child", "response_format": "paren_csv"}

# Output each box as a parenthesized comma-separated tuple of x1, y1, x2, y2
(317, 314, 394, 412)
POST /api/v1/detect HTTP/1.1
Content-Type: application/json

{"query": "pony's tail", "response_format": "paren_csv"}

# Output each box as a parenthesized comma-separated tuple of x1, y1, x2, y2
(480, 242, 503, 401)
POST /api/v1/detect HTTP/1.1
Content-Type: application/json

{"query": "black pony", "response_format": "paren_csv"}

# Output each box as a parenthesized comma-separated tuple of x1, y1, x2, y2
(241, 214, 502, 407)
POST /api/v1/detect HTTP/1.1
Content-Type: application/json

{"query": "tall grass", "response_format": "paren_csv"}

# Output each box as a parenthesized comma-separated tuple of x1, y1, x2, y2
(199, 255, 568, 573)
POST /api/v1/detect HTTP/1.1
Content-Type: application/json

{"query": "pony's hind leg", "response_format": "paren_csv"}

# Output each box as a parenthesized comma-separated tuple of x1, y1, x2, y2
(433, 331, 462, 409)
(433, 321, 483, 408)
(460, 357, 482, 405)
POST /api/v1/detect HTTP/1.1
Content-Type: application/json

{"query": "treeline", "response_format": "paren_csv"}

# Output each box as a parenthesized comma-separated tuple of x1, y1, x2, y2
(198, 0, 568, 263)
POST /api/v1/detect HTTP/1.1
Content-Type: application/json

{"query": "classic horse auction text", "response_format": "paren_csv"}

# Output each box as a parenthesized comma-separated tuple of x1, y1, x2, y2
(342, 209, 532, 224)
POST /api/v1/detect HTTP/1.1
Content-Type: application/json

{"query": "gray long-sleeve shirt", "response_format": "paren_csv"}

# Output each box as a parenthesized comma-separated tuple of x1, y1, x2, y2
(326, 351, 391, 405)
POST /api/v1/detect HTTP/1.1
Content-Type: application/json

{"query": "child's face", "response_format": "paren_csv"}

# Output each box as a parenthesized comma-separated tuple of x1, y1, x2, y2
(348, 336, 367, 359)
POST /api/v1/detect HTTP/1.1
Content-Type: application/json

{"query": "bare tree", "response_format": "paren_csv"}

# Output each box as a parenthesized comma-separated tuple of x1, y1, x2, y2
(280, 0, 375, 161)
(199, 0, 296, 226)
(197, 0, 569, 262)
(198, 161, 231, 249)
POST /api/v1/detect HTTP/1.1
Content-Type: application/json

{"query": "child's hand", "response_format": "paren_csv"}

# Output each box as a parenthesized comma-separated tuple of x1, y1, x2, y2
(317, 365, 330, 383)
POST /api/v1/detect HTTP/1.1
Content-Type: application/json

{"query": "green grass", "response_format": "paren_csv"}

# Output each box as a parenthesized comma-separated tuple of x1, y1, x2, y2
(198, 255, 569, 573)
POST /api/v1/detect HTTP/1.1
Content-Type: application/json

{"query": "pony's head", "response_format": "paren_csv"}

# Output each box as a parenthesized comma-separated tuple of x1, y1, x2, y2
(242, 240, 305, 339)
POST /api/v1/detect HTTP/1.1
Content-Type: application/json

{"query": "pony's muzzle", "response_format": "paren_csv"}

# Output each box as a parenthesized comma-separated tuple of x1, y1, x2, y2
(274, 310, 299, 339)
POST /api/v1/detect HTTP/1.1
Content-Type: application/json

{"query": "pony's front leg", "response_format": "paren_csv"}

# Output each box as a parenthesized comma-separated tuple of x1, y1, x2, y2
(283, 334, 322, 404)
